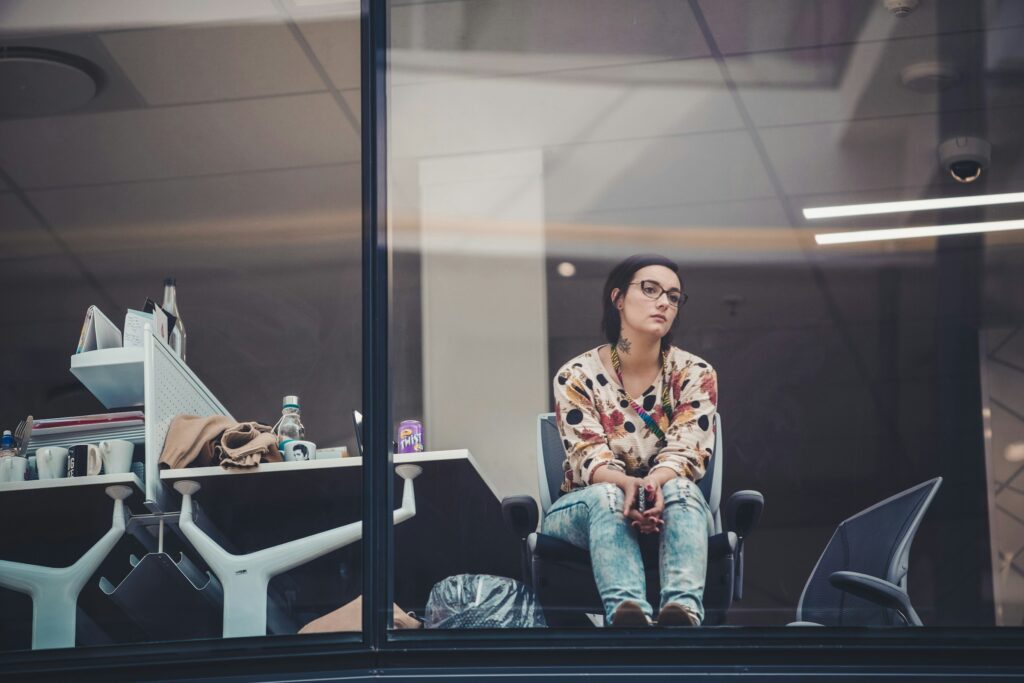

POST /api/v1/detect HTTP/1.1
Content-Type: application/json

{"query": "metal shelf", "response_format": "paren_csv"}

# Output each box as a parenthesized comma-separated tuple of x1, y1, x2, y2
(70, 347, 145, 408)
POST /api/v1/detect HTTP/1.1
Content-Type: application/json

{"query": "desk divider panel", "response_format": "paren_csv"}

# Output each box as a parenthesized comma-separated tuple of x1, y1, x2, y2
(143, 327, 233, 512)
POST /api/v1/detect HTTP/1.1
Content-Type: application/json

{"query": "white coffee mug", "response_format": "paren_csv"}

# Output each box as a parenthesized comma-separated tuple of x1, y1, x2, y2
(35, 447, 69, 480)
(283, 440, 317, 462)
(0, 456, 27, 483)
(98, 439, 135, 474)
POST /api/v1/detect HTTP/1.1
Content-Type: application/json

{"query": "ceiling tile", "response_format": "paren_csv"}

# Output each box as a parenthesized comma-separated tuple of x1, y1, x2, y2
(100, 23, 326, 105)
(698, 0, 1024, 55)
(28, 164, 362, 265)
(0, 93, 359, 188)
(0, 0, 280, 37)
(544, 131, 774, 216)
(730, 28, 1024, 128)
(389, 0, 709, 85)
(760, 116, 938, 197)
(297, 16, 361, 90)
(391, 58, 740, 160)
(341, 89, 360, 126)
(0, 194, 60, 260)
(760, 106, 1024, 198)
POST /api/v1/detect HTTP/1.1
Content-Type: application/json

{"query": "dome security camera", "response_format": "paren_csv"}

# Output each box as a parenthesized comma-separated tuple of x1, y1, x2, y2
(938, 136, 991, 184)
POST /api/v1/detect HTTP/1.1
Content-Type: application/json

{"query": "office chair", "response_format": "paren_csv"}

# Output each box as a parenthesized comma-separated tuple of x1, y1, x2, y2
(502, 413, 763, 626)
(790, 477, 942, 626)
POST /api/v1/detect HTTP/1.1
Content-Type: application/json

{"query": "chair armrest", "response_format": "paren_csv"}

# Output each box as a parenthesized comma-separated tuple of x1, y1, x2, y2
(829, 571, 922, 626)
(724, 490, 764, 539)
(501, 495, 539, 539)
(723, 491, 762, 603)
(708, 531, 737, 559)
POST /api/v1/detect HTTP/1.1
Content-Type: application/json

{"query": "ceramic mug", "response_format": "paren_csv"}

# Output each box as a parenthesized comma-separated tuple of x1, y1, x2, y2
(35, 447, 69, 480)
(282, 440, 317, 462)
(0, 456, 27, 483)
(67, 444, 102, 478)
(98, 439, 134, 474)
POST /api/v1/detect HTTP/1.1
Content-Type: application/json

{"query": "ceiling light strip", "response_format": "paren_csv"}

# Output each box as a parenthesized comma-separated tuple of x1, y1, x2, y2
(815, 219, 1024, 245)
(803, 192, 1024, 220)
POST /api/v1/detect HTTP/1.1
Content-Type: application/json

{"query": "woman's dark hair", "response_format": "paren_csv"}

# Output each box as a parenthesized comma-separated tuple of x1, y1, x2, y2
(601, 254, 682, 352)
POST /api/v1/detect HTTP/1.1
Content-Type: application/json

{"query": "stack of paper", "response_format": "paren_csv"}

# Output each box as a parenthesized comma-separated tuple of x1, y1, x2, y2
(29, 411, 145, 450)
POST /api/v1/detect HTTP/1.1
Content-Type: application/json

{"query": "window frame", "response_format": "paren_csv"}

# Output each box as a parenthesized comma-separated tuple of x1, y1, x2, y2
(5, 0, 1024, 678)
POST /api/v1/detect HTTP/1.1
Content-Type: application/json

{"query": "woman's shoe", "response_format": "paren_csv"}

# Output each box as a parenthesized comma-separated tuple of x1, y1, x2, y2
(610, 600, 651, 627)
(656, 602, 700, 627)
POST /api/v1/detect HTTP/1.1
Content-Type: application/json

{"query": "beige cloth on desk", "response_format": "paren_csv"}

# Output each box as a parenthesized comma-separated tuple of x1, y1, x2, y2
(159, 415, 282, 469)
(216, 422, 282, 468)
(299, 596, 421, 633)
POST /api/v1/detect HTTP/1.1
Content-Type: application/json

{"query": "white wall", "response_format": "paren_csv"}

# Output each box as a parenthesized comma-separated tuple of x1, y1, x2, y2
(418, 150, 548, 501)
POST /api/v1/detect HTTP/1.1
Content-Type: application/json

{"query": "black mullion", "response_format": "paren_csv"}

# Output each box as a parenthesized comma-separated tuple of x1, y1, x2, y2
(361, 0, 393, 649)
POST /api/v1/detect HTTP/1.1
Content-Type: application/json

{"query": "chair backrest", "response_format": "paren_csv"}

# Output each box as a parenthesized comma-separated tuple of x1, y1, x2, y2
(537, 412, 724, 526)
(537, 414, 566, 513)
(796, 477, 942, 626)
(700, 413, 724, 533)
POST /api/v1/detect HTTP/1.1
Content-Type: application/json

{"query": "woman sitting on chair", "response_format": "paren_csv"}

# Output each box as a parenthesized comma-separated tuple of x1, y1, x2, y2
(544, 254, 717, 627)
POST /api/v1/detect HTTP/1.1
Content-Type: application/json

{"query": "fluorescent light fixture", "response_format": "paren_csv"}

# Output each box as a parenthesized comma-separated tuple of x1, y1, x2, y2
(803, 191, 1024, 220)
(815, 218, 1024, 245)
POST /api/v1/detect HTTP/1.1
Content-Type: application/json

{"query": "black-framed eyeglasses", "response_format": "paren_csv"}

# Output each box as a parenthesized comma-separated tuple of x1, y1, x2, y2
(630, 280, 688, 308)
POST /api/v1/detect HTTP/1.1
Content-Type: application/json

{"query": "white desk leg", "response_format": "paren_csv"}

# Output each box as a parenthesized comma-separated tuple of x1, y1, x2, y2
(0, 485, 131, 649)
(174, 464, 422, 638)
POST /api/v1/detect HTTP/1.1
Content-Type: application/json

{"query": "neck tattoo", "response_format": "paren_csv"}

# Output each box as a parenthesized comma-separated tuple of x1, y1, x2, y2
(617, 337, 632, 354)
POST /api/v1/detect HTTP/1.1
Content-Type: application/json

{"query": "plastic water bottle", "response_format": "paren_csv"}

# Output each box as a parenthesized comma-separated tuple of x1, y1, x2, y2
(276, 396, 305, 443)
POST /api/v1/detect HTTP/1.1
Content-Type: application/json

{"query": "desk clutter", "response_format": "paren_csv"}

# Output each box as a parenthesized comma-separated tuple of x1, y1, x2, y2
(0, 285, 513, 652)
(159, 415, 282, 470)
(0, 412, 146, 483)
(75, 277, 186, 360)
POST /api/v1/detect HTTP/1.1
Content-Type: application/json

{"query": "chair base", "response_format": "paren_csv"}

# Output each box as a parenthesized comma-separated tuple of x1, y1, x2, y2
(530, 532, 735, 627)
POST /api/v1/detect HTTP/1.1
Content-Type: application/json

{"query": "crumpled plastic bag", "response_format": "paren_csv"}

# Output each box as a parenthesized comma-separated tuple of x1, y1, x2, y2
(424, 574, 547, 629)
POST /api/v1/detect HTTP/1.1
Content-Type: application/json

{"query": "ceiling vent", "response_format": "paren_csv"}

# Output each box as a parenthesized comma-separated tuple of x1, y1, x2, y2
(0, 47, 101, 118)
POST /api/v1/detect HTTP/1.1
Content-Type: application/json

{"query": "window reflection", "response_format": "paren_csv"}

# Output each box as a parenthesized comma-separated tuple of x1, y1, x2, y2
(388, 0, 1024, 629)
(0, 4, 364, 651)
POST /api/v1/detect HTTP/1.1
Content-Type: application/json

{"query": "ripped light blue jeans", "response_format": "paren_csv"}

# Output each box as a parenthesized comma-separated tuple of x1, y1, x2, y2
(541, 477, 711, 624)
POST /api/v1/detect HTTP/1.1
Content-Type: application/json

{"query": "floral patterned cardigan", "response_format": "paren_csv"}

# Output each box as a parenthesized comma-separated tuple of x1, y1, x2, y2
(553, 345, 718, 493)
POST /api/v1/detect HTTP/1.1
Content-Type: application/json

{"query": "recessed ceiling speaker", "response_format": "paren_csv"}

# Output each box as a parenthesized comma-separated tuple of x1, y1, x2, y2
(0, 47, 100, 117)
(884, 0, 920, 18)
(900, 62, 961, 92)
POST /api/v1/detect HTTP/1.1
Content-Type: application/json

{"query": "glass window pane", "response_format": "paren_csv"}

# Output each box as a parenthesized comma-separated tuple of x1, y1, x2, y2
(387, 0, 1024, 631)
(0, 3, 364, 651)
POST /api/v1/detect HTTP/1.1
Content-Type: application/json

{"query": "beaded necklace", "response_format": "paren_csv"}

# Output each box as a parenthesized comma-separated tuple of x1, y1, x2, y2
(610, 344, 674, 442)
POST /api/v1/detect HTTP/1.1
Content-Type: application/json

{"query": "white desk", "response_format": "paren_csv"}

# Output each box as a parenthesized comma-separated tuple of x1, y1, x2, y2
(162, 456, 421, 638)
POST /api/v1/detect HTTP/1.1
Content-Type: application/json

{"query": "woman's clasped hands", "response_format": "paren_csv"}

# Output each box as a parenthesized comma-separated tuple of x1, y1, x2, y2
(622, 476, 665, 534)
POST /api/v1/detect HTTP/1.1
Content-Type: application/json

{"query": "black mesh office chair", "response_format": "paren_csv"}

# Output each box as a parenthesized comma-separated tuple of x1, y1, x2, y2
(502, 413, 763, 626)
(791, 477, 942, 626)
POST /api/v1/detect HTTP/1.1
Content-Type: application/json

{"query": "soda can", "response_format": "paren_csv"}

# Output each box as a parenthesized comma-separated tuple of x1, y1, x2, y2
(396, 420, 424, 453)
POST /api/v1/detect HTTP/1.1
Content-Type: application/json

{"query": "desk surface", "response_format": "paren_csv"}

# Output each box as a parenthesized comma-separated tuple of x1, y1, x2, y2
(157, 449, 520, 615)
